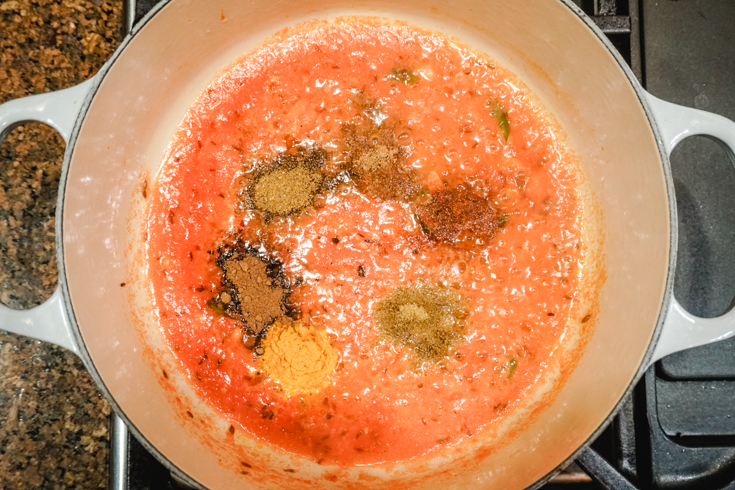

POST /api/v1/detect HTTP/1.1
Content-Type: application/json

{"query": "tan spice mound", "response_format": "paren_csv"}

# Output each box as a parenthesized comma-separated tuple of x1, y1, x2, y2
(223, 255, 286, 334)
(248, 148, 326, 217)
(260, 320, 339, 397)
(352, 144, 399, 174)
(373, 282, 467, 363)
(252, 166, 323, 216)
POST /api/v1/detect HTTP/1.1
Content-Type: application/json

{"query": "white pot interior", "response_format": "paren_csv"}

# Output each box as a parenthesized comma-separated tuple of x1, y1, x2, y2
(61, 0, 670, 488)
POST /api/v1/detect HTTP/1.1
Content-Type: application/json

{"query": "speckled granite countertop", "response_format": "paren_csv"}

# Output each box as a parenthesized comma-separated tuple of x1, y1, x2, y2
(0, 0, 123, 487)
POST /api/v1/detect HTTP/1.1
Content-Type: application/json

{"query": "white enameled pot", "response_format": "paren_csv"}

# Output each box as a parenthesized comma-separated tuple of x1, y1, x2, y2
(1, 0, 734, 488)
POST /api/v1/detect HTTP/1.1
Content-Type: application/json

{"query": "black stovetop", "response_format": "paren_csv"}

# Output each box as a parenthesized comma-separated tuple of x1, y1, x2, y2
(117, 1, 735, 488)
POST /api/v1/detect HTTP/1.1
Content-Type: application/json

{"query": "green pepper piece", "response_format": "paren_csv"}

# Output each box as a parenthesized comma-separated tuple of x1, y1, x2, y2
(414, 213, 432, 236)
(388, 67, 419, 86)
(207, 298, 226, 315)
(207, 297, 238, 320)
(506, 357, 518, 378)
(488, 99, 510, 141)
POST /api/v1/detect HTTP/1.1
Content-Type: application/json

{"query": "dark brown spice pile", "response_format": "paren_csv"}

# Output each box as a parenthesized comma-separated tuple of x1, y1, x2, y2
(248, 147, 326, 217)
(211, 251, 289, 335)
(373, 282, 467, 363)
(414, 185, 502, 245)
(223, 255, 286, 333)
(341, 94, 419, 201)
(342, 123, 419, 201)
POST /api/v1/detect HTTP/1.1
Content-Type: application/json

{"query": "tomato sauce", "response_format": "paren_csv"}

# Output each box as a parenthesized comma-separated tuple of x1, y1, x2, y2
(145, 18, 587, 466)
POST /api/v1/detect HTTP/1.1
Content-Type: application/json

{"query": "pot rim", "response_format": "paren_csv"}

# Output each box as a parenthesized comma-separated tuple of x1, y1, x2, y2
(54, 1, 677, 488)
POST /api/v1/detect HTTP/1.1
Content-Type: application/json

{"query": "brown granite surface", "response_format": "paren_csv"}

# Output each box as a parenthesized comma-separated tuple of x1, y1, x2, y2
(0, 0, 123, 488)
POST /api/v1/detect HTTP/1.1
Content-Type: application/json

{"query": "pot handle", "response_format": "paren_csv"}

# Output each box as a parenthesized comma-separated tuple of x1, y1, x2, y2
(0, 78, 96, 355)
(645, 92, 735, 362)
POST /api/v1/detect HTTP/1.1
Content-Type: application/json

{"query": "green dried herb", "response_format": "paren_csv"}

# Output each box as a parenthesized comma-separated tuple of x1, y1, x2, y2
(387, 67, 419, 86)
(506, 357, 518, 378)
(488, 99, 510, 141)
(206, 298, 239, 320)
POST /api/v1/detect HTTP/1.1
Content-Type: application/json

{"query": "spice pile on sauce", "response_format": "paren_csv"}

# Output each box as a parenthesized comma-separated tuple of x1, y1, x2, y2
(248, 148, 327, 217)
(373, 282, 467, 363)
(260, 320, 339, 396)
(215, 253, 287, 334)
(145, 17, 589, 466)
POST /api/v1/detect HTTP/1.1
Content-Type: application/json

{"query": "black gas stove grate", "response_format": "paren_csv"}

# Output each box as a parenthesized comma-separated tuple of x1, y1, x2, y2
(112, 1, 735, 488)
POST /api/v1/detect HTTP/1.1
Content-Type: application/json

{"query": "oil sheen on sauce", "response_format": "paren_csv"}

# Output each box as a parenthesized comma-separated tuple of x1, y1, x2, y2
(146, 18, 587, 466)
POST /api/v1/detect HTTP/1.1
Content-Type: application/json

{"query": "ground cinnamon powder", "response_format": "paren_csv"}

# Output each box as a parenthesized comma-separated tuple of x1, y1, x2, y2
(223, 255, 286, 333)
(260, 320, 338, 397)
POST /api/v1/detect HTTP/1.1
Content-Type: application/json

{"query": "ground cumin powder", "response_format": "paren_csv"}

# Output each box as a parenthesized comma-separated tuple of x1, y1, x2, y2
(248, 148, 326, 217)
(342, 123, 419, 201)
(260, 320, 338, 397)
(252, 166, 323, 216)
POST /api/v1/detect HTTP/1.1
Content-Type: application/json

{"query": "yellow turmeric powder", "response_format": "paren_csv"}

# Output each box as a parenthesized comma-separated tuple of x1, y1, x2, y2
(260, 320, 338, 397)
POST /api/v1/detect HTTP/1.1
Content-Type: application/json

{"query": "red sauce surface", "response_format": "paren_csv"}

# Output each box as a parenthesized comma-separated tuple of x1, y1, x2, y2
(145, 19, 586, 466)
